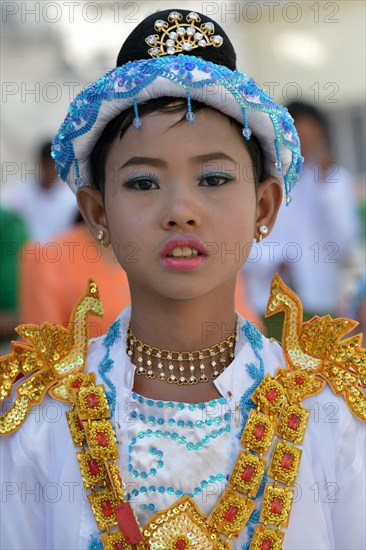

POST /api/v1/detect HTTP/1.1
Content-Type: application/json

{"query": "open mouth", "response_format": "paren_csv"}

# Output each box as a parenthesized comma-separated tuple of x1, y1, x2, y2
(160, 236, 208, 269)
(166, 246, 203, 258)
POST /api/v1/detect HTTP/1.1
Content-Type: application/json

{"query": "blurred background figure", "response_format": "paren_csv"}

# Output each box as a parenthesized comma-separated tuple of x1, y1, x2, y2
(0, 207, 28, 352)
(243, 101, 362, 341)
(2, 141, 78, 243)
(19, 213, 261, 340)
(20, 213, 131, 339)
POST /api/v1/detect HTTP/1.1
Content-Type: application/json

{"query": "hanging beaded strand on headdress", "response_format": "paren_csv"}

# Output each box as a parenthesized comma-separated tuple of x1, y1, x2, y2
(126, 326, 236, 385)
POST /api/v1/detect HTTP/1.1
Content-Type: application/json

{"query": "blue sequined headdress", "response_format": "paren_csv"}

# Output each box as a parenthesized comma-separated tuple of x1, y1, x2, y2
(52, 9, 303, 203)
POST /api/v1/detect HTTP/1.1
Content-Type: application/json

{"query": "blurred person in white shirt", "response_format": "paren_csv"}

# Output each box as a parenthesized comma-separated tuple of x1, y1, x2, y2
(243, 101, 361, 340)
(2, 141, 78, 243)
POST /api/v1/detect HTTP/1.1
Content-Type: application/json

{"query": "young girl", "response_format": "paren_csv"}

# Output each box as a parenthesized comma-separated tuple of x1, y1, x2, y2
(1, 8, 365, 550)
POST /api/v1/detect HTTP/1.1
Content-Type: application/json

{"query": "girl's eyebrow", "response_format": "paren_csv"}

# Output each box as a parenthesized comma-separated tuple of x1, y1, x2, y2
(119, 152, 236, 171)
(120, 156, 166, 170)
(191, 152, 236, 164)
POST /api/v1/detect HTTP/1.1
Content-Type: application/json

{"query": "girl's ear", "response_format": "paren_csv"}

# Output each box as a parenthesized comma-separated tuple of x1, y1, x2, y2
(255, 177, 283, 238)
(77, 187, 111, 246)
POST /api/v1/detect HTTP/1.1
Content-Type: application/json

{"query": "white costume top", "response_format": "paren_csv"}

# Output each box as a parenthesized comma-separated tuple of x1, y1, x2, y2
(1, 306, 365, 549)
(243, 164, 360, 314)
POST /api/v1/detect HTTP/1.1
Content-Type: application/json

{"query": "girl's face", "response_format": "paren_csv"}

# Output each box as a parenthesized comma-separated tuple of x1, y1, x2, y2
(80, 106, 281, 303)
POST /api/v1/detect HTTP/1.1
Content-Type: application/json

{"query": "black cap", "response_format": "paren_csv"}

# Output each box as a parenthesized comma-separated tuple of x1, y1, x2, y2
(116, 8, 237, 70)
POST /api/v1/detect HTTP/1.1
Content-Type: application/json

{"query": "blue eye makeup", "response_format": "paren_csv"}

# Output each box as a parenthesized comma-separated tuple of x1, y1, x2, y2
(198, 171, 235, 187)
(123, 173, 160, 191)
(122, 171, 234, 190)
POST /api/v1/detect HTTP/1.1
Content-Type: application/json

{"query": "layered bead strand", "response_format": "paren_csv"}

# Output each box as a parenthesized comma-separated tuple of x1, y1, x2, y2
(127, 327, 236, 385)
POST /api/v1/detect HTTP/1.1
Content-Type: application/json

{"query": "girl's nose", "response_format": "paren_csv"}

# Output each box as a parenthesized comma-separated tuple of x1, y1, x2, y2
(160, 186, 202, 230)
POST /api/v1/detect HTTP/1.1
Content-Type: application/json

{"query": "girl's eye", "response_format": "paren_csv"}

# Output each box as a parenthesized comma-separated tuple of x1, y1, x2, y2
(123, 175, 160, 191)
(199, 173, 234, 187)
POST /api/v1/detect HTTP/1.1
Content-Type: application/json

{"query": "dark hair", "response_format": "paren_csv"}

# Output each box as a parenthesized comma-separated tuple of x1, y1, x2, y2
(286, 101, 333, 168)
(90, 97, 264, 196)
(39, 141, 53, 160)
(286, 101, 329, 141)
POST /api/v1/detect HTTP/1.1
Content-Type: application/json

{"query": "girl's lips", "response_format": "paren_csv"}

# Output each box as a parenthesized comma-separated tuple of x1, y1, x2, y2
(161, 255, 207, 271)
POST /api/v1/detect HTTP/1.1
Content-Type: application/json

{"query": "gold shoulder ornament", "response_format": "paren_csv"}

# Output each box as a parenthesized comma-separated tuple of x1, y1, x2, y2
(267, 273, 366, 422)
(1, 275, 364, 549)
(0, 280, 103, 435)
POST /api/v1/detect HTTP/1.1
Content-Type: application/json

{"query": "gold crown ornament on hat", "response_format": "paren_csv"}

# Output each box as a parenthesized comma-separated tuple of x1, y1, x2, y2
(145, 11, 224, 57)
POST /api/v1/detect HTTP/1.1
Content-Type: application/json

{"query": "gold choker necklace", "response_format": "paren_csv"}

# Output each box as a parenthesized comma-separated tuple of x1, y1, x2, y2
(126, 325, 237, 385)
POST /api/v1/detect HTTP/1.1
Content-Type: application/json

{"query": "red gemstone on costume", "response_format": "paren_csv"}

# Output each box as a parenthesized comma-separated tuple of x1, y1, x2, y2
(281, 452, 293, 470)
(88, 459, 100, 476)
(242, 465, 255, 482)
(260, 538, 272, 550)
(287, 414, 301, 430)
(254, 423, 265, 440)
(96, 432, 108, 447)
(265, 388, 278, 402)
(101, 499, 114, 517)
(114, 502, 143, 544)
(175, 540, 187, 549)
(224, 505, 239, 522)
(72, 379, 81, 388)
(86, 393, 99, 408)
(114, 543, 125, 550)
(295, 376, 304, 385)
(77, 416, 84, 431)
(271, 497, 283, 515)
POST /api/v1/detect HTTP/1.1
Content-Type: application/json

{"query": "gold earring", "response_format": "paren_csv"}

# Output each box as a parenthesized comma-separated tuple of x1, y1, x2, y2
(256, 225, 269, 243)
(97, 229, 104, 247)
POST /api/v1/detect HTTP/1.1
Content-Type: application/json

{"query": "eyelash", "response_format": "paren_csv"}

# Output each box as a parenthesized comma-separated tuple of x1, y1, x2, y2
(123, 173, 160, 191)
(123, 171, 234, 191)
(198, 172, 235, 187)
